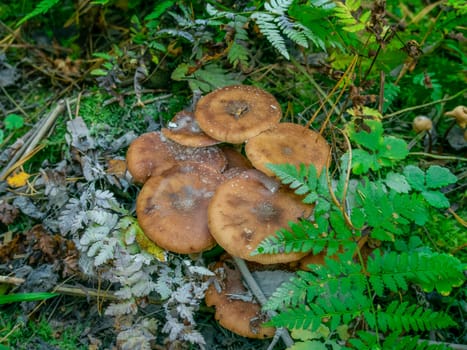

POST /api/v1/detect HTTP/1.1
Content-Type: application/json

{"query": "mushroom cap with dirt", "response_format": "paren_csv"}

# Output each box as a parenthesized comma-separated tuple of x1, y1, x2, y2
(205, 259, 276, 339)
(136, 162, 224, 254)
(126, 131, 227, 184)
(161, 110, 221, 147)
(245, 122, 330, 177)
(194, 85, 282, 144)
(207, 170, 312, 264)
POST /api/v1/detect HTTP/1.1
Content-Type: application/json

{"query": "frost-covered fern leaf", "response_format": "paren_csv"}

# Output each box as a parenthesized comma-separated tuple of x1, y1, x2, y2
(251, 0, 316, 59)
(105, 300, 138, 316)
(59, 197, 87, 235)
(157, 28, 194, 42)
(116, 318, 158, 350)
(94, 189, 119, 209)
(265, 0, 293, 14)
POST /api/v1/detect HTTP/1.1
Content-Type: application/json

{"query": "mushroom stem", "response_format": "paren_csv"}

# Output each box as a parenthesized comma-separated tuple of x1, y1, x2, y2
(233, 256, 294, 348)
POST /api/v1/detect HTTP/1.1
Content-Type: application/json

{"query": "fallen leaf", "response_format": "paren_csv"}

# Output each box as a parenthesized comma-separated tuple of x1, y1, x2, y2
(107, 159, 127, 177)
(6, 170, 30, 188)
(0, 201, 19, 225)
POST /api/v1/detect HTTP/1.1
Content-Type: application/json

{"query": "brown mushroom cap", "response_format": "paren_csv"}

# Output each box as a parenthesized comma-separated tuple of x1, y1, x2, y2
(126, 131, 177, 184)
(245, 123, 330, 177)
(161, 110, 221, 147)
(220, 145, 252, 170)
(445, 105, 467, 129)
(136, 163, 224, 254)
(208, 172, 312, 264)
(205, 260, 275, 339)
(194, 85, 282, 144)
(413, 116, 433, 133)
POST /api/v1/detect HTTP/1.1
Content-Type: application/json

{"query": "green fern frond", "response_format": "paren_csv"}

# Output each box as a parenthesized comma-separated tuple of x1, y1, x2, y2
(375, 301, 457, 333)
(268, 291, 372, 331)
(265, 252, 365, 310)
(367, 250, 466, 296)
(275, 15, 309, 48)
(350, 331, 452, 350)
(333, 0, 369, 33)
(17, 0, 61, 26)
(227, 41, 249, 67)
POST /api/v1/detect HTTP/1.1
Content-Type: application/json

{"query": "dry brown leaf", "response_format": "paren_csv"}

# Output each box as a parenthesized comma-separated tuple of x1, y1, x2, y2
(0, 200, 19, 225)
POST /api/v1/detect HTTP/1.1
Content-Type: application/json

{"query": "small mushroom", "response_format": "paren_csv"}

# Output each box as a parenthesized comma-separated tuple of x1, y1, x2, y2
(412, 116, 434, 152)
(126, 131, 177, 184)
(194, 85, 282, 144)
(205, 260, 276, 339)
(445, 105, 467, 129)
(413, 116, 433, 133)
(245, 123, 330, 177)
(208, 171, 312, 264)
(161, 110, 221, 147)
(136, 162, 224, 254)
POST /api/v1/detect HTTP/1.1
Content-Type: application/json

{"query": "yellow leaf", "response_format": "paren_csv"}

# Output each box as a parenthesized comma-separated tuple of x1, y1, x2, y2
(136, 230, 167, 262)
(6, 170, 30, 188)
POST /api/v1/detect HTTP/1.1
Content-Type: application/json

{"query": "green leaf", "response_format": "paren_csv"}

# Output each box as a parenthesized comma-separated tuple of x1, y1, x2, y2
(425, 165, 457, 189)
(90, 69, 109, 76)
(421, 190, 451, 209)
(170, 63, 190, 81)
(0, 292, 59, 304)
(144, 0, 175, 21)
(379, 136, 409, 162)
(403, 165, 426, 192)
(4, 114, 24, 130)
(385, 172, 411, 193)
(0, 130, 4, 144)
(348, 119, 384, 151)
(289, 340, 328, 350)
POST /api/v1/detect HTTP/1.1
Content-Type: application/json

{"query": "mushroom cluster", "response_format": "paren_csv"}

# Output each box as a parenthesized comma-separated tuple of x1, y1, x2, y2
(126, 84, 331, 337)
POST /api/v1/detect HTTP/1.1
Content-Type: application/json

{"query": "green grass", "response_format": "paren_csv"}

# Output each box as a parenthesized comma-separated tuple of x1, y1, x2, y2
(0, 311, 86, 350)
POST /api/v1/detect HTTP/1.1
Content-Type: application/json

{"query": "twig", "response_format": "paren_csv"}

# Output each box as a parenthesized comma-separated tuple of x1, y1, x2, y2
(0, 99, 67, 180)
(384, 89, 466, 119)
(408, 152, 467, 162)
(232, 257, 294, 348)
(0, 275, 120, 301)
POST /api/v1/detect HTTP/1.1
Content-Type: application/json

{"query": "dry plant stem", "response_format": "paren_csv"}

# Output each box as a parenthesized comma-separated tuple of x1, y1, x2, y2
(0, 85, 30, 119)
(319, 55, 358, 134)
(384, 89, 466, 119)
(232, 257, 294, 348)
(0, 275, 120, 301)
(0, 99, 67, 180)
(306, 55, 357, 129)
(408, 152, 467, 162)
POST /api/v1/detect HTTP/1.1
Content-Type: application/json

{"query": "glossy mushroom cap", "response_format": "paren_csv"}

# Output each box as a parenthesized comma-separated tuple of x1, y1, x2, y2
(161, 110, 221, 147)
(205, 260, 275, 339)
(194, 85, 282, 144)
(245, 123, 330, 177)
(208, 171, 312, 264)
(413, 116, 433, 133)
(126, 131, 177, 184)
(136, 163, 224, 254)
